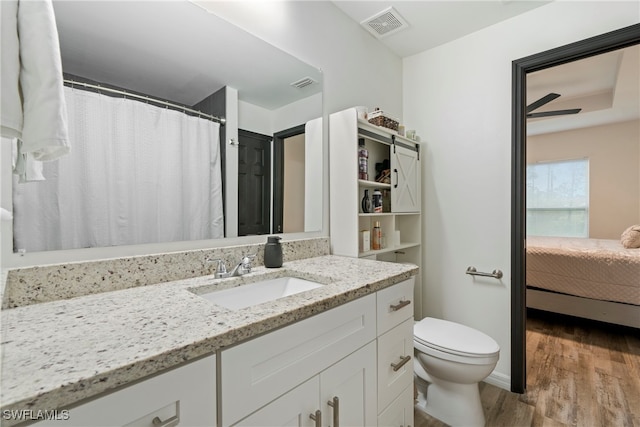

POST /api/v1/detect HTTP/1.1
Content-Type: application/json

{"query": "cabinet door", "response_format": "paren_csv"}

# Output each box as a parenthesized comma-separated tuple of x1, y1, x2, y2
(377, 384, 415, 427)
(320, 341, 377, 427)
(233, 377, 319, 427)
(391, 144, 420, 213)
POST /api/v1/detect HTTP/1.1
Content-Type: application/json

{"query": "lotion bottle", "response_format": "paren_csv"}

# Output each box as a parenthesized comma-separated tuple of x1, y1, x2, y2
(264, 236, 283, 268)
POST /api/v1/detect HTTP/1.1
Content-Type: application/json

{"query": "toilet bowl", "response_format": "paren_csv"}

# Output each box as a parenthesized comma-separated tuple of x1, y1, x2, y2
(413, 317, 500, 427)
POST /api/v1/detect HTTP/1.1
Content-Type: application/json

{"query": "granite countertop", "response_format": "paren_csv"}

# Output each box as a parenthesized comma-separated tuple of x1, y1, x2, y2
(0, 255, 417, 417)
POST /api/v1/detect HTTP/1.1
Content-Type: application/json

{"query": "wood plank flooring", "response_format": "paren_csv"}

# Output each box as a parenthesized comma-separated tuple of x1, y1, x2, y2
(415, 309, 640, 426)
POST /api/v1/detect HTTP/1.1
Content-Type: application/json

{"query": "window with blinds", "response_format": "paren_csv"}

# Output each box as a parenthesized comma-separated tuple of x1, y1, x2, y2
(526, 159, 589, 237)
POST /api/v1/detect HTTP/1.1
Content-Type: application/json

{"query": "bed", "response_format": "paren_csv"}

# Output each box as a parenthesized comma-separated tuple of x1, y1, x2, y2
(526, 236, 640, 328)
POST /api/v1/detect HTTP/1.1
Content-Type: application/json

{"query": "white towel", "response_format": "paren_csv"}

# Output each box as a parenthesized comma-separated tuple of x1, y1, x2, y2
(1, 0, 70, 180)
(9, 137, 45, 182)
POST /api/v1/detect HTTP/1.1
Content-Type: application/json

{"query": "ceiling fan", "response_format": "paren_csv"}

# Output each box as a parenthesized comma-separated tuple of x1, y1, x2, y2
(526, 93, 582, 118)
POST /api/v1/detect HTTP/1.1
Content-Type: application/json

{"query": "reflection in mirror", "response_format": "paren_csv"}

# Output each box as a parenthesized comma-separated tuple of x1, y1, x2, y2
(6, 0, 323, 253)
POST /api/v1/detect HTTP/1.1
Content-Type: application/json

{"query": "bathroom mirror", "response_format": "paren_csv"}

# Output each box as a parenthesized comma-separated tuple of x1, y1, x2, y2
(5, 0, 323, 254)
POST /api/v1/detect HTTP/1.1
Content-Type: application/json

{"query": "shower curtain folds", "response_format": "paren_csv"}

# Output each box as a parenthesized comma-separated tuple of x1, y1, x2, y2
(12, 87, 224, 252)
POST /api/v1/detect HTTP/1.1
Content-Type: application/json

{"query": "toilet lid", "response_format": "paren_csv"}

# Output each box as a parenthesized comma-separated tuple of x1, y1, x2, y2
(414, 317, 499, 358)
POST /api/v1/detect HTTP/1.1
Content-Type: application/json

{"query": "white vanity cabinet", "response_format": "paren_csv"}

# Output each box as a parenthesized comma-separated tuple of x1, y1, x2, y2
(33, 355, 216, 427)
(30, 278, 414, 427)
(221, 277, 415, 427)
(220, 294, 377, 427)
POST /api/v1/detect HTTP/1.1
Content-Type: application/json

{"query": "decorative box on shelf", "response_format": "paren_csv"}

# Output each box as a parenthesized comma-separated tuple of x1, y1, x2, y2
(368, 108, 399, 131)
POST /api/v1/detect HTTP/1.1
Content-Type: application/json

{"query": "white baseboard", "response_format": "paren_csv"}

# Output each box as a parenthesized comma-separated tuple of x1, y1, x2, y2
(483, 371, 510, 391)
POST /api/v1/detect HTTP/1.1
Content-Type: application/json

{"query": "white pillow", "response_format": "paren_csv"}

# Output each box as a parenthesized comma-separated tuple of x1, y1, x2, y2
(621, 225, 640, 249)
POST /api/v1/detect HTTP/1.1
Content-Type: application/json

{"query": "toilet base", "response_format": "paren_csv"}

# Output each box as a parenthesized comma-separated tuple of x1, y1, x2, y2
(415, 375, 486, 427)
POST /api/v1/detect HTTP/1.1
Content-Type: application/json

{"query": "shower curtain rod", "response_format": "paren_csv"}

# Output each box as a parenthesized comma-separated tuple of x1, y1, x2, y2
(63, 79, 226, 125)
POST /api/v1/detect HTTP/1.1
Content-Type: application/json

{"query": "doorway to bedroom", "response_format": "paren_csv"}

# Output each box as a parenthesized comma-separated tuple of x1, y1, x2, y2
(511, 24, 640, 394)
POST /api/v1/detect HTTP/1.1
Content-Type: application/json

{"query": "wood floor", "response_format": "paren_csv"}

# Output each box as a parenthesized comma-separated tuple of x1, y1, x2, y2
(415, 309, 640, 427)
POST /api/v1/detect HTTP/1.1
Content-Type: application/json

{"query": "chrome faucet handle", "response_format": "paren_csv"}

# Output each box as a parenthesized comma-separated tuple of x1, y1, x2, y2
(240, 253, 257, 274)
(210, 258, 228, 278)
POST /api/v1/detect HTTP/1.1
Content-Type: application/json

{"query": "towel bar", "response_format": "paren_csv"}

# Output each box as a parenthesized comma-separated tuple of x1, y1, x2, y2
(466, 266, 503, 279)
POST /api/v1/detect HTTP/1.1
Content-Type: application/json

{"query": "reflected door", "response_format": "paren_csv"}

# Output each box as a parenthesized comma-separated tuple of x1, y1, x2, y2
(238, 129, 271, 236)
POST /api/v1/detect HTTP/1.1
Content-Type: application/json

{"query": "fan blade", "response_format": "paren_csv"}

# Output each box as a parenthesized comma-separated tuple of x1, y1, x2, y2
(527, 108, 582, 118)
(526, 92, 561, 113)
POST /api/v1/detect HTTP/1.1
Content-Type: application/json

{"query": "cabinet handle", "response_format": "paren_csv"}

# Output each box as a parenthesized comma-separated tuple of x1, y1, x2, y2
(390, 355, 412, 372)
(309, 410, 322, 427)
(390, 299, 411, 311)
(152, 415, 179, 427)
(394, 168, 398, 188)
(328, 396, 340, 427)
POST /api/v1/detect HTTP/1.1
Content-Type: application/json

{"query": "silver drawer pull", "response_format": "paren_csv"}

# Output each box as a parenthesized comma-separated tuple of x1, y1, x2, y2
(309, 410, 322, 427)
(390, 355, 412, 372)
(328, 396, 340, 427)
(152, 415, 179, 427)
(390, 299, 411, 311)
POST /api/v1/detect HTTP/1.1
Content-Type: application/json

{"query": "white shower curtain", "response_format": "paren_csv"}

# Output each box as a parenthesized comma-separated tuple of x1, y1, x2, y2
(12, 87, 224, 252)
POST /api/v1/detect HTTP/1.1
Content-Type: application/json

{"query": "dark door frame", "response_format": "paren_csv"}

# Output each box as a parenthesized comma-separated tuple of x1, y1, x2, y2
(272, 124, 306, 234)
(511, 23, 640, 393)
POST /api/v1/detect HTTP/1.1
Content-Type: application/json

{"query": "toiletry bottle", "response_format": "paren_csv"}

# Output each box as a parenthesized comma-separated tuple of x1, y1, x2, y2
(372, 221, 382, 250)
(361, 189, 371, 213)
(372, 189, 383, 213)
(264, 236, 283, 268)
(358, 138, 368, 180)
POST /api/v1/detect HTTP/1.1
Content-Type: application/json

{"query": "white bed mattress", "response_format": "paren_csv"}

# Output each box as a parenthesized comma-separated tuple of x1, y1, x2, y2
(526, 236, 640, 306)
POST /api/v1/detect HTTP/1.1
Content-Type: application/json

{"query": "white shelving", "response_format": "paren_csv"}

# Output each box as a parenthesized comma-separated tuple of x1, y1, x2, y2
(330, 107, 422, 319)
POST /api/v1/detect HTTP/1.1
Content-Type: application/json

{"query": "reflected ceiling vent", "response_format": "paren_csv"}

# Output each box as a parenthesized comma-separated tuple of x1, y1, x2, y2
(361, 7, 409, 39)
(290, 76, 317, 89)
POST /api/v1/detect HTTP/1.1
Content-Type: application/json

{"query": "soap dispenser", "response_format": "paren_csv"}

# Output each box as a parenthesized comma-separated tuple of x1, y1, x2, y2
(264, 236, 283, 268)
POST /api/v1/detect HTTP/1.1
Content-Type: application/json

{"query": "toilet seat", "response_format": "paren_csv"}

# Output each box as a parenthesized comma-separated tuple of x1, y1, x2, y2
(414, 317, 499, 362)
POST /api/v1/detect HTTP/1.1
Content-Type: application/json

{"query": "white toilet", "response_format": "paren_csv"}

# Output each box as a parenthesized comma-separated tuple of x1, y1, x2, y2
(413, 317, 500, 427)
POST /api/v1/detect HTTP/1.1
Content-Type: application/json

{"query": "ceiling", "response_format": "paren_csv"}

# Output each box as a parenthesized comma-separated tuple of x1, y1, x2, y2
(332, 1, 551, 57)
(53, 1, 322, 110)
(527, 45, 640, 135)
(334, 1, 639, 135)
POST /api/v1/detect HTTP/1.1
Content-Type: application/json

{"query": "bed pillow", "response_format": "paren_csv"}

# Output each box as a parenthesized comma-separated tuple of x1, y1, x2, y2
(621, 225, 640, 248)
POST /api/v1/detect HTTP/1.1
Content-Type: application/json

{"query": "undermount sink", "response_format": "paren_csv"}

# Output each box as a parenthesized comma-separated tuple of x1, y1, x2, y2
(198, 276, 323, 310)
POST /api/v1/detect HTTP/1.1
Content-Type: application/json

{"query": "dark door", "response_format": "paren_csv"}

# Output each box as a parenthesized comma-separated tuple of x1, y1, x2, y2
(238, 129, 271, 236)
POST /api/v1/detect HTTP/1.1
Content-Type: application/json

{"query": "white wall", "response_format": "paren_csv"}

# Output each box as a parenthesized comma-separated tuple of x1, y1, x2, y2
(403, 1, 639, 386)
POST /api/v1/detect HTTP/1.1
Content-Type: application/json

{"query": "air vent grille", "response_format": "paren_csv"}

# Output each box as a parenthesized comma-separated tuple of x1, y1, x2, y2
(361, 7, 409, 39)
(290, 77, 317, 89)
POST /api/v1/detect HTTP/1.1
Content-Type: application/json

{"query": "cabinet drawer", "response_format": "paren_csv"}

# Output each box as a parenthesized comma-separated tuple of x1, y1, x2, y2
(34, 355, 216, 427)
(377, 277, 414, 335)
(377, 384, 415, 427)
(220, 294, 376, 426)
(377, 318, 414, 412)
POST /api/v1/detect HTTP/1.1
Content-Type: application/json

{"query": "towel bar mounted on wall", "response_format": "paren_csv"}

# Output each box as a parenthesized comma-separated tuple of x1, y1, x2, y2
(466, 266, 503, 279)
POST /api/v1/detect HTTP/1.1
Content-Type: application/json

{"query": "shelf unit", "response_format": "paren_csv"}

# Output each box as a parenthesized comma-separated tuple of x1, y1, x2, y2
(329, 107, 422, 318)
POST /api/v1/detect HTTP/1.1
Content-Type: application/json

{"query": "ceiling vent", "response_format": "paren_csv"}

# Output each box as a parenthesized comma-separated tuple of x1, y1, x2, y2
(290, 76, 317, 89)
(361, 7, 409, 39)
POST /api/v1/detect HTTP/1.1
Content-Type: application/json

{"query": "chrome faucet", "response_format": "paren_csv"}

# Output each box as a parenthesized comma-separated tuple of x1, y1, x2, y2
(211, 254, 256, 278)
